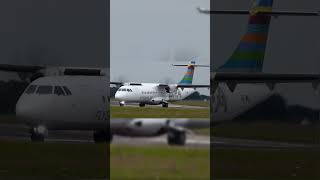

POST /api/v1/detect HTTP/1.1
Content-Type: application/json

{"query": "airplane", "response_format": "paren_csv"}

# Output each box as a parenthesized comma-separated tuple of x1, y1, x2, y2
(0, 64, 209, 145)
(203, 0, 320, 124)
(111, 60, 210, 108)
(110, 118, 209, 145)
(5, 70, 208, 145)
(2, 0, 319, 145)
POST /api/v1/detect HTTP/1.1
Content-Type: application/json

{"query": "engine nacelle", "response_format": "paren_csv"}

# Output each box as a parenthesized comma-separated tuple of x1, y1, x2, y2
(124, 118, 170, 137)
(165, 84, 178, 93)
(150, 97, 164, 104)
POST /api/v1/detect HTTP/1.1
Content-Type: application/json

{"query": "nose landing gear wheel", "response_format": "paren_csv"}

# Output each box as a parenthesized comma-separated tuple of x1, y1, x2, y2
(30, 126, 47, 142)
(139, 103, 145, 107)
(167, 131, 186, 146)
(93, 130, 112, 143)
(162, 103, 169, 108)
(31, 133, 45, 142)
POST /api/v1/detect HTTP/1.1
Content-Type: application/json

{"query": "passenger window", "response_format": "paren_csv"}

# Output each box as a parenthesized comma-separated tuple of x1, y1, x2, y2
(63, 86, 72, 96)
(25, 85, 37, 94)
(36, 86, 53, 95)
(54, 86, 65, 96)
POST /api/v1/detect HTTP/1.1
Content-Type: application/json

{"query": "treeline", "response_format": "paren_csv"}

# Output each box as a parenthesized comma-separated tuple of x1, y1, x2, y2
(236, 94, 319, 124)
(0, 81, 28, 114)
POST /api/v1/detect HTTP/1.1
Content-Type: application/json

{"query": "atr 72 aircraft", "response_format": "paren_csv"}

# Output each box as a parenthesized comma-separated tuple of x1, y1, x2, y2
(0, 65, 208, 145)
(202, 0, 320, 124)
(112, 60, 209, 107)
(0, 0, 319, 145)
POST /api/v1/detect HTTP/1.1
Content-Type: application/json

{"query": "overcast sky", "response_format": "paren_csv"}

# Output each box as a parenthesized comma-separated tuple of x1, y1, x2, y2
(212, 0, 320, 108)
(0, 0, 107, 68)
(110, 0, 210, 95)
(0, 0, 108, 81)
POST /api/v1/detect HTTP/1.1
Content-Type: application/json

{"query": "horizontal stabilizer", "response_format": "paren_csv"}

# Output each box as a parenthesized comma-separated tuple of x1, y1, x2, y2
(209, 10, 320, 16)
(172, 64, 209, 67)
(212, 72, 320, 92)
(0, 64, 44, 72)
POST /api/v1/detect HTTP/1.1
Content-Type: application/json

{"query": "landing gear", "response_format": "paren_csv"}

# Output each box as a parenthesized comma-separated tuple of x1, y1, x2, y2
(93, 130, 113, 143)
(162, 103, 169, 108)
(167, 130, 186, 146)
(139, 103, 145, 107)
(119, 101, 125, 107)
(30, 126, 48, 142)
(31, 133, 45, 142)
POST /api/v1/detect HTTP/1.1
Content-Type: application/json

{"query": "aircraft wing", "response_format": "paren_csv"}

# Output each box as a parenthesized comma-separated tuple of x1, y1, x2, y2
(212, 72, 320, 92)
(177, 84, 210, 89)
(209, 10, 320, 16)
(198, 7, 320, 16)
(110, 82, 124, 86)
(0, 64, 44, 73)
(158, 84, 210, 89)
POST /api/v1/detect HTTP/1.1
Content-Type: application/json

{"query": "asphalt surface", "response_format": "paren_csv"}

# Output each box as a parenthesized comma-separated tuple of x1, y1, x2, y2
(211, 137, 320, 150)
(110, 100, 209, 109)
(1, 123, 319, 150)
(0, 123, 209, 148)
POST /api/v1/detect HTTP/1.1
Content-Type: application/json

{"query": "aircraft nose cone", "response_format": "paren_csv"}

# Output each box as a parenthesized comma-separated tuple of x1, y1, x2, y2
(15, 96, 46, 124)
(15, 100, 34, 122)
(115, 91, 123, 100)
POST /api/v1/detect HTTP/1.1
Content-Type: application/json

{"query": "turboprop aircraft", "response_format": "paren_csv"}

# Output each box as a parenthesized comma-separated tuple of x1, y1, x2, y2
(203, 0, 320, 124)
(112, 60, 210, 108)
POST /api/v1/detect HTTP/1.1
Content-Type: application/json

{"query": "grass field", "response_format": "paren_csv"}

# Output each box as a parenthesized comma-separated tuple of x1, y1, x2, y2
(0, 141, 108, 179)
(171, 100, 210, 107)
(213, 148, 320, 179)
(111, 145, 210, 180)
(111, 106, 209, 118)
(0, 141, 210, 179)
(194, 128, 210, 136)
(213, 120, 320, 143)
(0, 114, 17, 124)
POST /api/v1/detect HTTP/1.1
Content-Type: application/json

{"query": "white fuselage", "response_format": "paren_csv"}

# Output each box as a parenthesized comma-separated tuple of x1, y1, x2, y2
(115, 83, 195, 105)
(16, 76, 109, 130)
(211, 82, 273, 123)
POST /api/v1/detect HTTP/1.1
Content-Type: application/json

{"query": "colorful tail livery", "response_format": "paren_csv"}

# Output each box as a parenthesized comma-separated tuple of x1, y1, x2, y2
(179, 61, 196, 84)
(172, 57, 209, 85)
(218, 0, 274, 72)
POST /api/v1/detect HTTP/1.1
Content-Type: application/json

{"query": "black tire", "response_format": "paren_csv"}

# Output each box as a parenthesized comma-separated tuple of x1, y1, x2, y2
(93, 130, 112, 143)
(119, 103, 124, 107)
(162, 103, 168, 108)
(167, 131, 186, 146)
(31, 133, 45, 142)
(139, 103, 145, 107)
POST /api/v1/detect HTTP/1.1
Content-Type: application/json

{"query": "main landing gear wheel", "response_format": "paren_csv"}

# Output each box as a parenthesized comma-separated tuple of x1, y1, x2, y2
(139, 103, 145, 107)
(162, 103, 169, 108)
(93, 130, 113, 143)
(31, 132, 45, 142)
(30, 126, 47, 142)
(167, 130, 186, 146)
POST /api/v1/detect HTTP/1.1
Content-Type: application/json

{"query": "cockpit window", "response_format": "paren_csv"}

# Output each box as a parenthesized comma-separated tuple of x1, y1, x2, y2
(25, 85, 37, 94)
(36, 86, 53, 95)
(54, 86, 65, 96)
(63, 86, 72, 96)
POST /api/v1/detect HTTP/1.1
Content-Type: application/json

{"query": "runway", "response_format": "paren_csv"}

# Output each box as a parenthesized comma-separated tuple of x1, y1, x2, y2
(211, 137, 320, 150)
(110, 100, 208, 109)
(1, 123, 320, 150)
(0, 123, 209, 148)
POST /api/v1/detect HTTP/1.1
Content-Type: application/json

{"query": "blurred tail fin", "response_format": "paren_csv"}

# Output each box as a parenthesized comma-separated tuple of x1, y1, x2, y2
(218, 0, 274, 72)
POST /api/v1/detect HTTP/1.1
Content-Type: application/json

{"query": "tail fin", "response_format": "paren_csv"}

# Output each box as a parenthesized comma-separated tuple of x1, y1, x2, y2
(172, 57, 209, 85)
(179, 61, 195, 84)
(218, 0, 274, 72)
